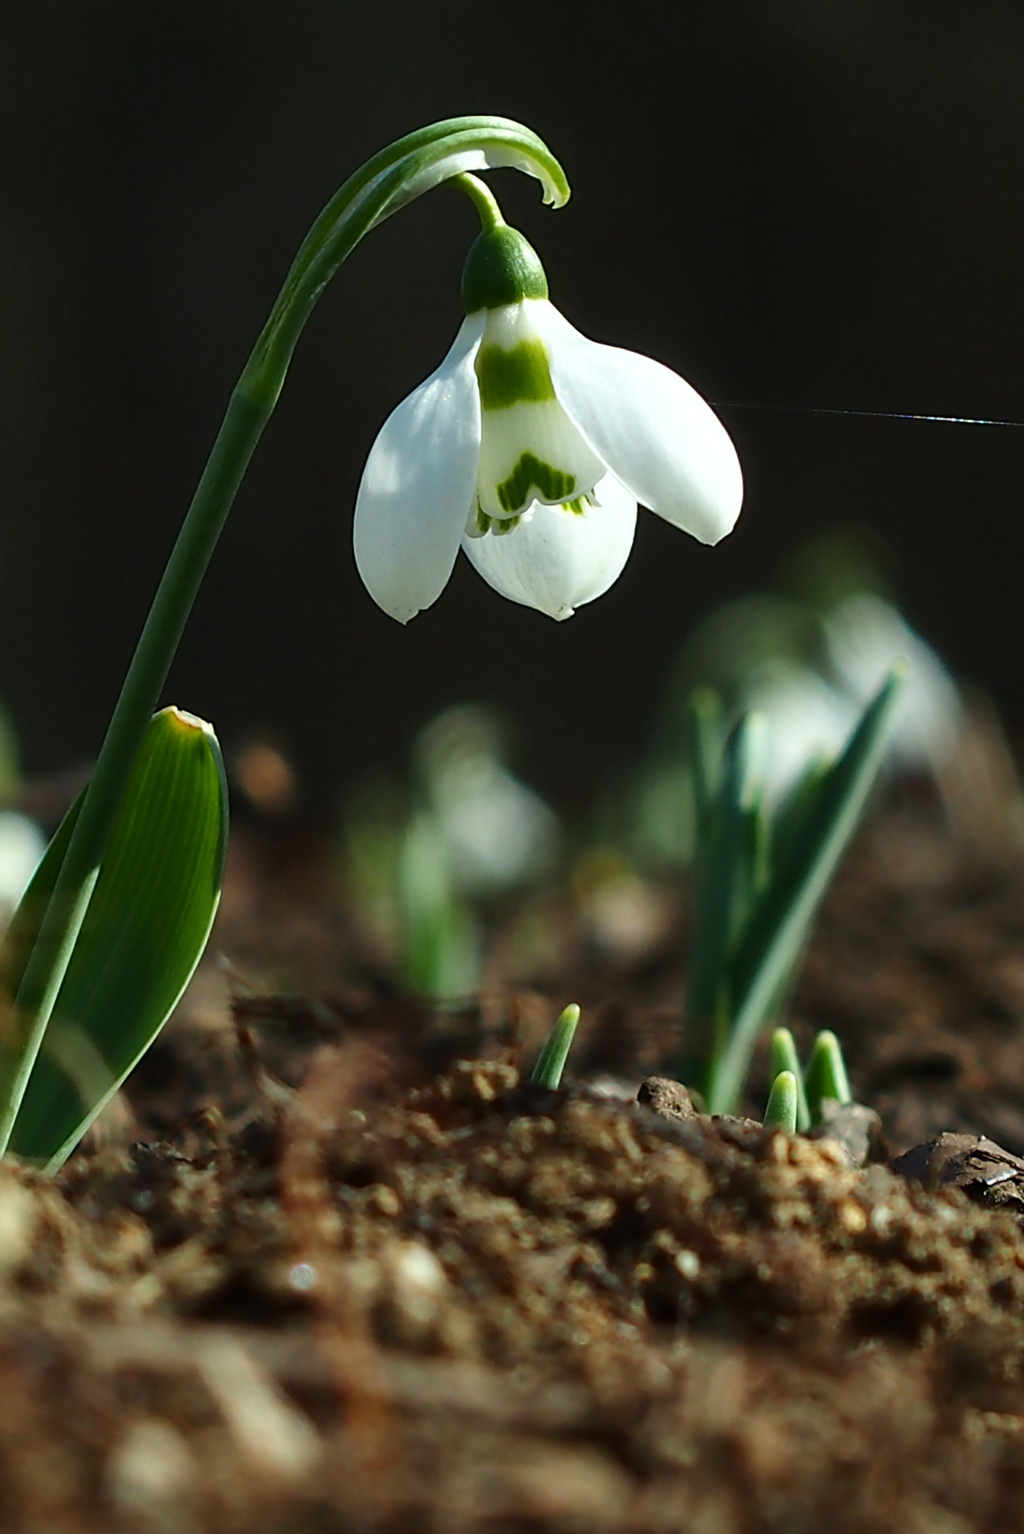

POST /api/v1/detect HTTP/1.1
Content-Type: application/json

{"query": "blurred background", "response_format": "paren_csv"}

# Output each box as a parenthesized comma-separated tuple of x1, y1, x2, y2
(0, 0, 1022, 817)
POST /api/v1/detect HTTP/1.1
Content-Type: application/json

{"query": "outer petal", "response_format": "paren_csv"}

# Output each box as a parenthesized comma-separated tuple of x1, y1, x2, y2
(534, 303, 743, 545)
(460, 473, 637, 621)
(354, 314, 485, 623)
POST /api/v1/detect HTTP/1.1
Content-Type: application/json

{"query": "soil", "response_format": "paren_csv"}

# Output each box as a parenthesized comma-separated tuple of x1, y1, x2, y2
(8, 787, 1024, 1532)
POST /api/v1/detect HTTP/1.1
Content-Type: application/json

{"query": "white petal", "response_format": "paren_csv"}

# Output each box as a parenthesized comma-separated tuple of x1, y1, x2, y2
(354, 314, 485, 623)
(534, 302, 743, 545)
(460, 473, 637, 620)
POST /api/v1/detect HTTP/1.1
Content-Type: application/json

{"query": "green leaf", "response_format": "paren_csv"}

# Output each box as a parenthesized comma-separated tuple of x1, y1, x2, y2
(686, 688, 725, 828)
(1, 707, 228, 1169)
(681, 710, 768, 1093)
(705, 667, 903, 1114)
(397, 813, 479, 1000)
(531, 1003, 581, 1090)
(769, 754, 832, 873)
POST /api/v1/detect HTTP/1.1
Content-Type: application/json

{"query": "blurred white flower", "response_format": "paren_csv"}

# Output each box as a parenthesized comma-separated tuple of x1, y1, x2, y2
(744, 662, 859, 802)
(0, 811, 45, 913)
(823, 592, 962, 771)
(415, 706, 558, 895)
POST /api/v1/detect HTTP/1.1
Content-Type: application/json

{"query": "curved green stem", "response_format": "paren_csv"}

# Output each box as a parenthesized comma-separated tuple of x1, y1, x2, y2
(453, 173, 506, 233)
(0, 115, 569, 1154)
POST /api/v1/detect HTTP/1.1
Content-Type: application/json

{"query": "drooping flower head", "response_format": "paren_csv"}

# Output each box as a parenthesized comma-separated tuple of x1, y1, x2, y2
(354, 177, 743, 622)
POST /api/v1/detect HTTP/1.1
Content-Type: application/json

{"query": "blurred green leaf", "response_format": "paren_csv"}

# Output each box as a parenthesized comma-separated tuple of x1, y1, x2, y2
(681, 710, 767, 1093)
(397, 813, 479, 999)
(0, 707, 227, 1169)
(705, 668, 903, 1115)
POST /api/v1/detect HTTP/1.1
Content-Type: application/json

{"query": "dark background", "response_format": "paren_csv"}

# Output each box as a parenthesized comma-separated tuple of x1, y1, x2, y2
(1, 0, 1022, 813)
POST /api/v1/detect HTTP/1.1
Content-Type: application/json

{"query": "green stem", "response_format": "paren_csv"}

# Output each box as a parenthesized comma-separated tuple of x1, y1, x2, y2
(0, 116, 568, 1154)
(453, 173, 505, 232)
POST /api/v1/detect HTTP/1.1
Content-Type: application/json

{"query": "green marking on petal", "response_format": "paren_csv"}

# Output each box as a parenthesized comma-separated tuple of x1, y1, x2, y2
(562, 495, 592, 516)
(496, 453, 576, 515)
(476, 341, 556, 411)
(475, 504, 523, 536)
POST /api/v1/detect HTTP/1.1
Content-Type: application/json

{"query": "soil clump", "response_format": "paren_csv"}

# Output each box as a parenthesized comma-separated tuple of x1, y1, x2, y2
(4, 802, 1024, 1530)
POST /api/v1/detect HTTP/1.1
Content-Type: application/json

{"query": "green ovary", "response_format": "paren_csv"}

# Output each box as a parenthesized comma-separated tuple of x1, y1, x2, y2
(496, 453, 576, 515)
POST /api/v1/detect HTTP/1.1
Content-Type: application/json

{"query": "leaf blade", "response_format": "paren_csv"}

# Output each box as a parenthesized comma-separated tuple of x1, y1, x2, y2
(5, 707, 228, 1168)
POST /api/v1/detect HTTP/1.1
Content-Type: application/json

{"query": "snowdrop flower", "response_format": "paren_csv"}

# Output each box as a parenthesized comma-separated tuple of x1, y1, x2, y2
(823, 592, 962, 771)
(743, 661, 860, 803)
(414, 705, 559, 893)
(354, 177, 743, 622)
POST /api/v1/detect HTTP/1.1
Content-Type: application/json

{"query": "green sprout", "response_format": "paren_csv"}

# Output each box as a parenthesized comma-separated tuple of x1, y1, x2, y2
(763, 1070, 799, 1133)
(767, 1025, 853, 1132)
(770, 1026, 810, 1131)
(679, 669, 903, 1116)
(531, 1004, 581, 1089)
(804, 1029, 853, 1122)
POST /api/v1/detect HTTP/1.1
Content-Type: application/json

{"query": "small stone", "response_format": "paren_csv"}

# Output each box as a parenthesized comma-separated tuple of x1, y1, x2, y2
(809, 1100, 886, 1167)
(675, 1249, 701, 1280)
(892, 1132, 1024, 1224)
(636, 1077, 697, 1121)
(368, 1184, 401, 1217)
(837, 1201, 868, 1234)
(107, 1418, 196, 1518)
(383, 1242, 448, 1342)
(0, 1177, 38, 1275)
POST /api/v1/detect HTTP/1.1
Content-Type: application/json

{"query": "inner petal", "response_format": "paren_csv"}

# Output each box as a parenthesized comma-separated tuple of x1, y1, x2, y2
(476, 398, 605, 521)
(473, 305, 605, 523)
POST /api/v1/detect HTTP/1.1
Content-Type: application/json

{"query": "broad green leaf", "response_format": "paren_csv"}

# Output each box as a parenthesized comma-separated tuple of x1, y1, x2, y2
(705, 668, 903, 1114)
(1, 707, 227, 1169)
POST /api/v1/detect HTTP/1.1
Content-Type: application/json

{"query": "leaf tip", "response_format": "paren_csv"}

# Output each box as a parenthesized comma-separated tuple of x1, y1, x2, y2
(159, 706, 216, 739)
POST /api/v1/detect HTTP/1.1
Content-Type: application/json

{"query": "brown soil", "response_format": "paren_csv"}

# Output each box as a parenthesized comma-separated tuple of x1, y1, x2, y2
(7, 798, 1024, 1532)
